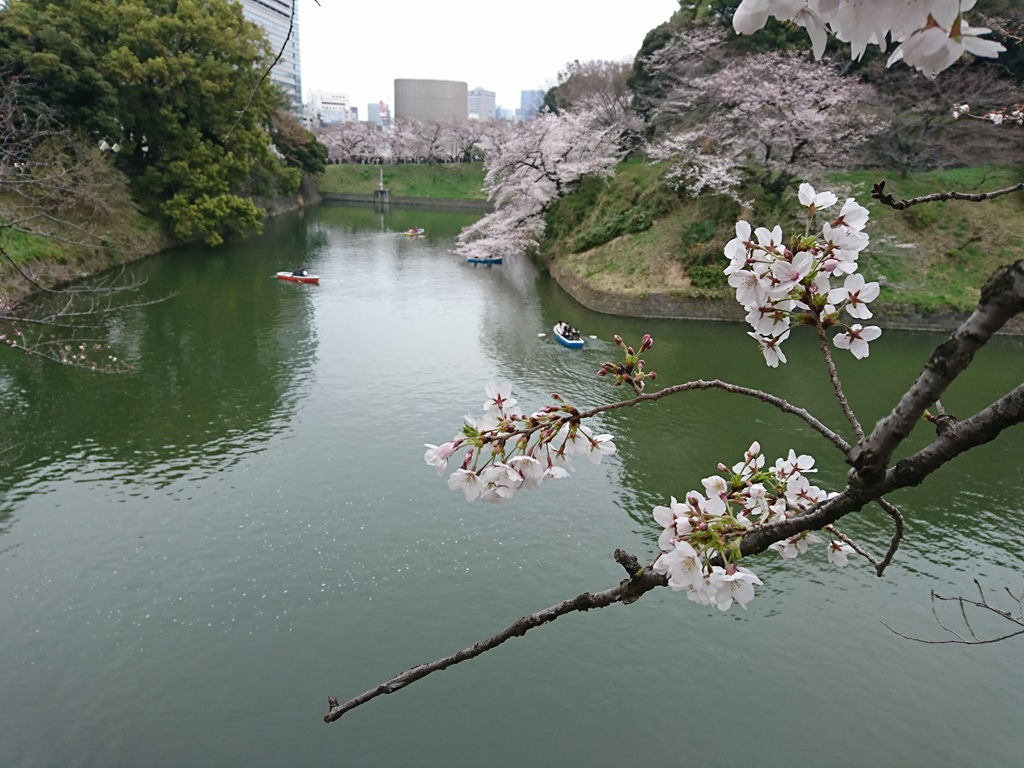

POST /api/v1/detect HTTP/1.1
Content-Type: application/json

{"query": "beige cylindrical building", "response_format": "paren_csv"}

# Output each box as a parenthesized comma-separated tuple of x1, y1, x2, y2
(394, 79, 468, 123)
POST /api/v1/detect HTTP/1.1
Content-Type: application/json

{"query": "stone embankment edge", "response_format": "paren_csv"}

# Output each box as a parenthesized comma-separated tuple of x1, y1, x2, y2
(3, 176, 322, 309)
(548, 259, 1024, 335)
(320, 192, 492, 211)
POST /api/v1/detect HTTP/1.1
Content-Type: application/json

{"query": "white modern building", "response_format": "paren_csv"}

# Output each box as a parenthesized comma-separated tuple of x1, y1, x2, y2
(308, 90, 352, 125)
(468, 87, 496, 121)
(238, 0, 303, 112)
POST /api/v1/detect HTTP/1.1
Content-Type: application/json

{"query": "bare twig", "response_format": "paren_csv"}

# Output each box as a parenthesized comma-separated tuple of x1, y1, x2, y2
(882, 580, 1024, 644)
(324, 549, 666, 723)
(576, 379, 852, 455)
(871, 179, 1024, 210)
(816, 319, 863, 440)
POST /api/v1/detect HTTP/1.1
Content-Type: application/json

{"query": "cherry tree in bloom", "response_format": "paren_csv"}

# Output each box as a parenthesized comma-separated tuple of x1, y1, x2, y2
(647, 51, 884, 199)
(455, 109, 624, 261)
(316, 121, 383, 164)
(733, 0, 1005, 78)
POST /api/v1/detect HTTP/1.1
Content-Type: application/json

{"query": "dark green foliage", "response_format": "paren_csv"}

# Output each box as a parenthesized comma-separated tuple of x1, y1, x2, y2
(682, 220, 717, 247)
(0, 0, 299, 245)
(687, 264, 727, 289)
(572, 206, 652, 252)
(270, 109, 328, 175)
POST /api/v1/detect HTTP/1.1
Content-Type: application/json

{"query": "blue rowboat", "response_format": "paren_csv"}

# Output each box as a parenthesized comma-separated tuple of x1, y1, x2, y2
(553, 322, 584, 348)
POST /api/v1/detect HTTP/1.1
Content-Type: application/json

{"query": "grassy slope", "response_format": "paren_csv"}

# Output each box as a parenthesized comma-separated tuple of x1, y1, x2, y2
(544, 162, 1024, 313)
(318, 162, 488, 200)
(0, 193, 165, 304)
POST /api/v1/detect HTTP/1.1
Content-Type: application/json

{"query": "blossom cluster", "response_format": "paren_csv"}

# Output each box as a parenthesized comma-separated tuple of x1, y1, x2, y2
(652, 442, 854, 611)
(733, 0, 1005, 78)
(724, 184, 882, 367)
(425, 382, 616, 504)
(952, 102, 1024, 126)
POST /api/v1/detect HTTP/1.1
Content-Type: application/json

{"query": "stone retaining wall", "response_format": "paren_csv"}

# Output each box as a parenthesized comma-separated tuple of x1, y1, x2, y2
(320, 193, 492, 211)
(549, 260, 1024, 335)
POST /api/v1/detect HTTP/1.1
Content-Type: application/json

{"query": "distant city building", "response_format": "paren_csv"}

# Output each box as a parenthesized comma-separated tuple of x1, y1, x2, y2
(468, 87, 496, 121)
(308, 90, 351, 125)
(368, 101, 392, 127)
(520, 89, 545, 120)
(349, 106, 359, 121)
(394, 79, 467, 123)
(238, 0, 302, 112)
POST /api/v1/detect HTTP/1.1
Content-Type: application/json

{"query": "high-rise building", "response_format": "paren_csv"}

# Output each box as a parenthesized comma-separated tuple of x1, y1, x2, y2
(394, 79, 467, 123)
(468, 87, 496, 121)
(238, 0, 303, 112)
(368, 101, 392, 127)
(520, 90, 545, 120)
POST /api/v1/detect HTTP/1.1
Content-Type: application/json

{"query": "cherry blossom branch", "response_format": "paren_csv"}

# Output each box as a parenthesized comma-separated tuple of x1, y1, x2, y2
(848, 259, 1024, 484)
(577, 380, 851, 455)
(882, 580, 1024, 644)
(824, 497, 902, 576)
(815, 319, 863, 440)
(324, 549, 666, 723)
(872, 498, 905, 577)
(871, 179, 1024, 210)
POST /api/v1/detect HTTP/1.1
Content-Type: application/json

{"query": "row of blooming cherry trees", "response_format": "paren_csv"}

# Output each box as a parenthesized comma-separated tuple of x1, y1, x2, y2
(324, 0, 1024, 722)
(315, 117, 510, 165)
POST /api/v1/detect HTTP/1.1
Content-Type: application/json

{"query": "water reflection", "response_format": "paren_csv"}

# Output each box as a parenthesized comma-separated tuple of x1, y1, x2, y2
(0, 214, 322, 517)
(1, 203, 1022, 768)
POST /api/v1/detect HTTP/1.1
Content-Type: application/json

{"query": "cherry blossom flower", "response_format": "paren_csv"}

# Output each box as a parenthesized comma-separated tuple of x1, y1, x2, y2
(749, 328, 790, 367)
(448, 468, 485, 502)
(732, 0, 1005, 77)
(827, 540, 856, 567)
(654, 540, 706, 591)
(483, 381, 517, 415)
(584, 432, 617, 464)
(798, 182, 838, 212)
(827, 273, 880, 319)
(888, 19, 1005, 78)
(424, 440, 462, 476)
(770, 532, 823, 559)
(833, 323, 882, 359)
(708, 565, 763, 611)
(479, 462, 523, 504)
(833, 198, 870, 232)
(774, 449, 816, 477)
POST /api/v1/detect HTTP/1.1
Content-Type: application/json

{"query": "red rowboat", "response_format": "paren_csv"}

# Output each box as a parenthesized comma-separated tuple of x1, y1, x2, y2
(276, 271, 319, 285)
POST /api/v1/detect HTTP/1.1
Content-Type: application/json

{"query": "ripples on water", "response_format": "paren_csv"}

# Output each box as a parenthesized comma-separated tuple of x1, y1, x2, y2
(1, 205, 1022, 768)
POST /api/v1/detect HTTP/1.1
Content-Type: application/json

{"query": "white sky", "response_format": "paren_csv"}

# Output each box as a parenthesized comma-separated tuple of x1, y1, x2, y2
(296, 0, 680, 116)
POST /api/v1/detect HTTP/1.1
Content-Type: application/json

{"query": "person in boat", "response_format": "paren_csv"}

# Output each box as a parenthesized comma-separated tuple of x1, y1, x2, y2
(292, 266, 308, 277)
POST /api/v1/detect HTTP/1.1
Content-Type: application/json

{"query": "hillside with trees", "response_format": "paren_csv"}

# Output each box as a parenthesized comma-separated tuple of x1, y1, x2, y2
(524, 3, 1024, 318)
(0, 0, 325, 250)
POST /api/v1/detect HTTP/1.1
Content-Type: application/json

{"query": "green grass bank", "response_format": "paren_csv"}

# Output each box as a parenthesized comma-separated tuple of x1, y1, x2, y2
(541, 161, 1024, 321)
(318, 163, 489, 201)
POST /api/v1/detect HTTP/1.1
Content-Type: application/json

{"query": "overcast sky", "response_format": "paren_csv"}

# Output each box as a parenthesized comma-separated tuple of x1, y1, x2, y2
(296, 0, 680, 117)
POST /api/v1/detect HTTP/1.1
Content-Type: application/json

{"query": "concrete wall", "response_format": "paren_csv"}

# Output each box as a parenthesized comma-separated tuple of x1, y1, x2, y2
(394, 79, 468, 122)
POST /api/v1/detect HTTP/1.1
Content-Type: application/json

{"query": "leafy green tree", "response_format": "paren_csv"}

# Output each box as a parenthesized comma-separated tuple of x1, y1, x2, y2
(270, 109, 329, 176)
(0, 0, 298, 245)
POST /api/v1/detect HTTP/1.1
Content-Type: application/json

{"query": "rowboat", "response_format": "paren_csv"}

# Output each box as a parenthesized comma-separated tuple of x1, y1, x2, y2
(276, 271, 320, 285)
(553, 322, 584, 348)
(404, 228, 425, 236)
(467, 257, 502, 265)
